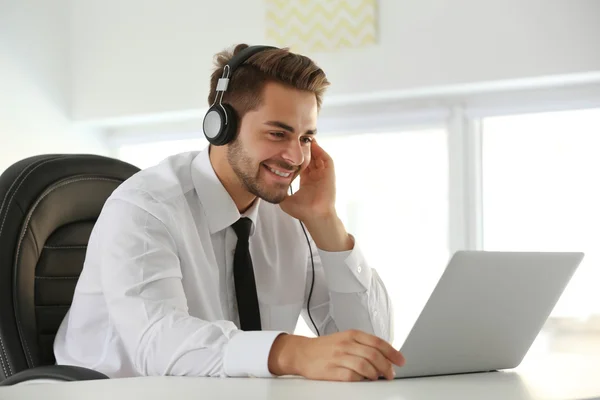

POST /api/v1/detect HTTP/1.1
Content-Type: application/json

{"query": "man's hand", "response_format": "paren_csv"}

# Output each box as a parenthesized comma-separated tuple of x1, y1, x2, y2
(268, 330, 405, 382)
(280, 139, 336, 222)
(279, 140, 353, 252)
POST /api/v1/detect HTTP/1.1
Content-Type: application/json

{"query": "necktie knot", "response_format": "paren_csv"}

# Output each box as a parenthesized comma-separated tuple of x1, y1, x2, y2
(232, 217, 252, 242)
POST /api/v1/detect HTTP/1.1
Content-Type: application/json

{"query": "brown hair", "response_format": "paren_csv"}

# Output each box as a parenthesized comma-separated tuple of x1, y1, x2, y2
(208, 44, 330, 121)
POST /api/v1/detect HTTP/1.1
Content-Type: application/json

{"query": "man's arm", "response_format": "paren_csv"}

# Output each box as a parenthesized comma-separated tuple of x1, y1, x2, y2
(301, 214, 393, 339)
(274, 140, 403, 381)
(97, 196, 284, 377)
(265, 218, 399, 381)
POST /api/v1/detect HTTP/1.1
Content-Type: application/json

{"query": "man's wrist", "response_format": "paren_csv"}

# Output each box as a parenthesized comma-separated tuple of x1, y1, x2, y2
(302, 213, 354, 252)
(267, 334, 309, 376)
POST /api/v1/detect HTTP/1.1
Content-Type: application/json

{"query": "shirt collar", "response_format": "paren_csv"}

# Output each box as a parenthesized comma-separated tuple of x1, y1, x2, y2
(191, 146, 260, 235)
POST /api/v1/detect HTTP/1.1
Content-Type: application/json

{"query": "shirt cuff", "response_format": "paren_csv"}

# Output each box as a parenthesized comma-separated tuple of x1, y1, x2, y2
(223, 330, 286, 377)
(317, 238, 372, 293)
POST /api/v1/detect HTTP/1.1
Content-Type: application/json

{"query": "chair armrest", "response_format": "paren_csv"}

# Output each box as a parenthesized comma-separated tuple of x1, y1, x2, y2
(0, 365, 109, 386)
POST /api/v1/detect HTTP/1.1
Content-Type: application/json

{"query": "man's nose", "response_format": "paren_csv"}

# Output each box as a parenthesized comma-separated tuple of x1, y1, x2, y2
(281, 139, 304, 167)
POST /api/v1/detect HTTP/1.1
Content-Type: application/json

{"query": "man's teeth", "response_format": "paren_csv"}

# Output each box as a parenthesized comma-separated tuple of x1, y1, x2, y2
(267, 166, 291, 177)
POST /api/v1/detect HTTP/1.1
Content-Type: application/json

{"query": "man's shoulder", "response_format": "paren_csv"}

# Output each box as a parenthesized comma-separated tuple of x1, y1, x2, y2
(110, 151, 200, 211)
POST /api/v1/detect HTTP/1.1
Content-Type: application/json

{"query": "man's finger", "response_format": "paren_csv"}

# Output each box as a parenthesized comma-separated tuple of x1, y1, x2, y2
(345, 342, 395, 380)
(352, 331, 405, 367)
(310, 139, 332, 162)
(333, 367, 363, 382)
(337, 354, 379, 381)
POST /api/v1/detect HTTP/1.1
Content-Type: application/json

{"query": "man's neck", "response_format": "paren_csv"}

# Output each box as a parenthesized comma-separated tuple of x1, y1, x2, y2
(208, 145, 256, 213)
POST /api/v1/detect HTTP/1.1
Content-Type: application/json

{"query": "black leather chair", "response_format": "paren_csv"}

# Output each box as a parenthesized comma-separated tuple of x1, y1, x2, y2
(0, 154, 139, 385)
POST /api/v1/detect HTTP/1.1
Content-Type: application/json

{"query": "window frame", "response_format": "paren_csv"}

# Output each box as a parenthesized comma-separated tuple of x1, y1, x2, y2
(105, 75, 600, 331)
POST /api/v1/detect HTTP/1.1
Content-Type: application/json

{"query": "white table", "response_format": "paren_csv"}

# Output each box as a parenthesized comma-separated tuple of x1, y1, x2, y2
(1, 352, 599, 400)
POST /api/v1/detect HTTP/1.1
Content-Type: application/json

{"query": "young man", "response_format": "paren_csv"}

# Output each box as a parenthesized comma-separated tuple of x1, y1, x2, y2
(53, 44, 405, 382)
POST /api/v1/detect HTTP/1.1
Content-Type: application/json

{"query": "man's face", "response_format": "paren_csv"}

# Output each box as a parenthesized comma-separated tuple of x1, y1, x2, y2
(227, 81, 318, 204)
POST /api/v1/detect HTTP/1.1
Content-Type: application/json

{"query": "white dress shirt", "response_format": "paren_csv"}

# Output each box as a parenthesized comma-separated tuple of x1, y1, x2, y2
(53, 147, 393, 378)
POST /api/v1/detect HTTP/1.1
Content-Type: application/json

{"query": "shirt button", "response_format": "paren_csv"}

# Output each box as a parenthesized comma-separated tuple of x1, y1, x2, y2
(357, 266, 362, 273)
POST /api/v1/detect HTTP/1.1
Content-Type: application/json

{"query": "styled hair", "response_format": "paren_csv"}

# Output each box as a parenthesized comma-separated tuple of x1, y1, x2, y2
(208, 44, 330, 121)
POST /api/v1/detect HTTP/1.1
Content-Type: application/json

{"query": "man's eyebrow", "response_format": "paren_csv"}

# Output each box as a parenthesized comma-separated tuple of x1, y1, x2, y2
(264, 121, 317, 135)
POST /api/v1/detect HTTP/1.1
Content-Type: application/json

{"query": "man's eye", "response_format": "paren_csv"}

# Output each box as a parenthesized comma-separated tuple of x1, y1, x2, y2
(301, 137, 313, 144)
(270, 131, 285, 138)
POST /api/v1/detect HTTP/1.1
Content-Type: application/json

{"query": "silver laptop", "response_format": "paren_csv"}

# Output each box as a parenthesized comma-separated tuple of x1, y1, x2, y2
(394, 250, 584, 379)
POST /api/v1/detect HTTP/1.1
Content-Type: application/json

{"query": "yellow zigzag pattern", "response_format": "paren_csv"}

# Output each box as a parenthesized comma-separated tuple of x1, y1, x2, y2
(267, 1, 373, 22)
(266, 11, 374, 37)
(266, 28, 375, 51)
(265, 0, 377, 52)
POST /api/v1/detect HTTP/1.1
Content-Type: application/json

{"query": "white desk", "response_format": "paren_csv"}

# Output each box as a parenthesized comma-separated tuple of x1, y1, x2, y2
(1, 352, 599, 400)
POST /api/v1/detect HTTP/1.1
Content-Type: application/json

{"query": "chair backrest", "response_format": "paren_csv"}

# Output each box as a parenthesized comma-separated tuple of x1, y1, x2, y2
(0, 154, 139, 381)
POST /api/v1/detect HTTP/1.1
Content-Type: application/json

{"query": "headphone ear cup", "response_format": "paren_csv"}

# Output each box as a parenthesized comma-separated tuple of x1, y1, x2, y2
(203, 105, 225, 145)
(218, 103, 238, 145)
(202, 104, 238, 146)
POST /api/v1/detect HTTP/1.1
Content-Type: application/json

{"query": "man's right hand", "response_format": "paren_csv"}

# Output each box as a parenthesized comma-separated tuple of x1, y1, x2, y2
(267, 330, 405, 381)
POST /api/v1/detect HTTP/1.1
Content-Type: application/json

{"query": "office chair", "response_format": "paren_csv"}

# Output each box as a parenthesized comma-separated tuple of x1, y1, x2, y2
(0, 154, 140, 385)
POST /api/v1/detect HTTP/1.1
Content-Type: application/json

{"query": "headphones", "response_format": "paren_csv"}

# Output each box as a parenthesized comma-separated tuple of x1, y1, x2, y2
(203, 45, 277, 146)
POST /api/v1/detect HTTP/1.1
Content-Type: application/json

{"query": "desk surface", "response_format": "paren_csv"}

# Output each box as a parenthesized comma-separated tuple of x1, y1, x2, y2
(1, 353, 599, 400)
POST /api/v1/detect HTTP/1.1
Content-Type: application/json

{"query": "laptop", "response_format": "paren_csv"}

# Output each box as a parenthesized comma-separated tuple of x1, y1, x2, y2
(393, 250, 584, 379)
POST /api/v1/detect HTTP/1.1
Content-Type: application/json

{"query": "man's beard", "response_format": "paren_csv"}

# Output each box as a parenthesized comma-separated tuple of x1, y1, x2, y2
(227, 139, 294, 204)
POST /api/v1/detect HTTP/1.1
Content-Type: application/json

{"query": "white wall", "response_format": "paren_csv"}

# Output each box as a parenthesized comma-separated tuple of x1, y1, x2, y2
(71, 0, 600, 123)
(0, 0, 109, 173)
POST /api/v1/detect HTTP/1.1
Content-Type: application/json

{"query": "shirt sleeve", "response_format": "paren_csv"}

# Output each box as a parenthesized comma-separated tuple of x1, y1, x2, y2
(301, 234, 394, 342)
(98, 196, 284, 377)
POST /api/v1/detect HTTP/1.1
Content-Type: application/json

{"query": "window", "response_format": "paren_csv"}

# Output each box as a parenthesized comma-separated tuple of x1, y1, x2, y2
(116, 137, 209, 169)
(482, 108, 600, 322)
(294, 129, 450, 343)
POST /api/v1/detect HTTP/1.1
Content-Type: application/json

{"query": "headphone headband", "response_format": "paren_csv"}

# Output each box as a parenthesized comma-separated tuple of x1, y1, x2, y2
(224, 45, 277, 77)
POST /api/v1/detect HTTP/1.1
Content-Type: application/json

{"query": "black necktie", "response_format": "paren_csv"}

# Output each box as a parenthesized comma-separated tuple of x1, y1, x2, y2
(231, 217, 262, 331)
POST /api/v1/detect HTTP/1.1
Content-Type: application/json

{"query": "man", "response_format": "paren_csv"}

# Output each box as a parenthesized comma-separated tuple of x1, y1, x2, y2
(54, 44, 405, 382)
